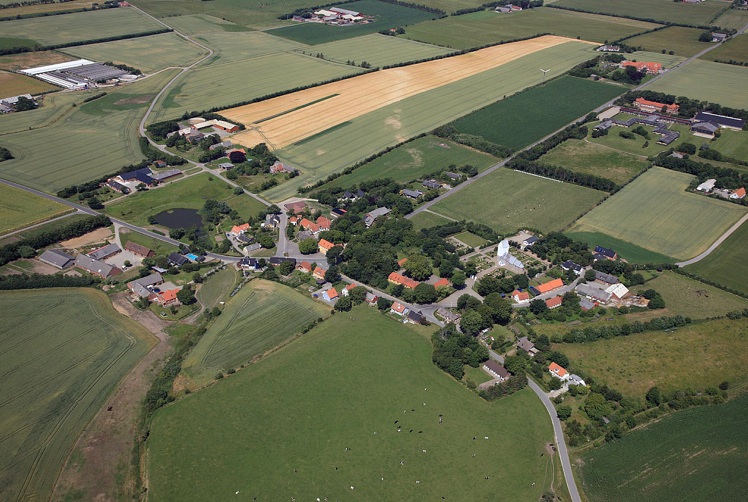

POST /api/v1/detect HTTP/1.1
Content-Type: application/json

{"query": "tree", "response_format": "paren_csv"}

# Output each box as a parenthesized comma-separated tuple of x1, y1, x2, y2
(298, 238, 318, 254)
(646, 386, 662, 406)
(256, 232, 275, 249)
(547, 351, 569, 368)
(404, 254, 433, 281)
(584, 269, 597, 281)
(548, 378, 562, 390)
(451, 269, 467, 288)
(557, 405, 572, 420)
(584, 392, 612, 421)
(460, 309, 484, 335)
(529, 299, 548, 315)
(177, 285, 196, 305)
(647, 294, 665, 309)
(325, 266, 341, 283)
(279, 260, 295, 276)
(377, 297, 393, 311)
(14, 96, 36, 111)
(504, 355, 527, 375)
(17, 245, 35, 258)
(334, 295, 352, 311)
(414, 283, 437, 304)
(457, 293, 481, 311)
(349, 286, 368, 304)
(326, 246, 344, 266)
(484, 292, 512, 324)
(698, 30, 712, 42)
(192, 272, 203, 283)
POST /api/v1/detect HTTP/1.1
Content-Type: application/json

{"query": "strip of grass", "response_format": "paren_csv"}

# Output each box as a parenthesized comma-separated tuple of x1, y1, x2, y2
(0, 213, 89, 246)
(564, 230, 676, 264)
(642, 271, 748, 319)
(195, 266, 238, 311)
(623, 26, 710, 58)
(0, 183, 71, 235)
(118, 228, 178, 256)
(713, 8, 748, 31)
(147, 306, 554, 501)
(647, 59, 748, 110)
(552, 0, 727, 26)
(292, 121, 353, 146)
(432, 168, 606, 233)
(453, 231, 488, 248)
(701, 33, 748, 65)
(452, 76, 625, 150)
(410, 210, 453, 231)
(256, 94, 339, 123)
(685, 218, 748, 295)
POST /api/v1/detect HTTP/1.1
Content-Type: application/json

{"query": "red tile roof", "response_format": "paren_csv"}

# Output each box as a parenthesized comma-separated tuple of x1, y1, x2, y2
(318, 238, 335, 251)
(388, 272, 419, 289)
(549, 362, 568, 378)
(316, 216, 332, 230)
(325, 288, 339, 300)
(535, 278, 564, 294)
(545, 296, 563, 309)
(622, 61, 662, 74)
(398, 257, 408, 267)
(391, 301, 407, 314)
(298, 261, 312, 272)
(734, 187, 746, 199)
(512, 289, 530, 302)
(635, 97, 678, 113)
(434, 278, 451, 288)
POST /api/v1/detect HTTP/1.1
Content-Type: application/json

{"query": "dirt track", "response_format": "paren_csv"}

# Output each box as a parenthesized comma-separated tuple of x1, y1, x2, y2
(224, 35, 591, 149)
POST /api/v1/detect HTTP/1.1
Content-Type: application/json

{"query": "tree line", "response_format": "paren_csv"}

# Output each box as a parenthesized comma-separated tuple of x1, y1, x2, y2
(0, 28, 172, 56)
(616, 90, 748, 124)
(0, 273, 96, 290)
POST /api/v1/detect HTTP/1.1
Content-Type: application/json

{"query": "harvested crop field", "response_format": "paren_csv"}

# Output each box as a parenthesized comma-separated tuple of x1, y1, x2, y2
(0, 183, 71, 235)
(568, 167, 747, 261)
(647, 60, 748, 110)
(0, 289, 153, 501)
(0, 50, 74, 72)
(226, 36, 593, 150)
(0, 70, 58, 95)
(552, 0, 727, 26)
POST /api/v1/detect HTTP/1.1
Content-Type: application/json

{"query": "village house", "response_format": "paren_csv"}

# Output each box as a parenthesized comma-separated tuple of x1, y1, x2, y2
(168, 252, 189, 267)
(437, 307, 461, 324)
(549, 362, 570, 381)
(594, 271, 619, 286)
(731, 187, 746, 199)
(402, 188, 423, 199)
(228, 223, 250, 237)
(517, 337, 538, 357)
(621, 61, 662, 74)
(299, 218, 319, 233)
(422, 179, 442, 190)
(313, 267, 327, 281)
(316, 216, 332, 231)
(407, 310, 424, 324)
(364, 207, 390, 227)
(284, 201, 307, 214)
(269, 257, 296, 268)
(318, 239, 335, 255)
(522, 235, 538, 248)
(482, 360, 511, 381)
(127, 272, 164, 298)
(594, 245, 617, 261)
(634, 97, 679, 114)
(398, 257, 408, 268)
(390, 301, 408, 316)
(322, 287, 339, 302)
(149, 287, 181, 307)
(561, 260, 583, 275)
(124, 241, 154, 258)
(545, 296, 563, 310)
(263, 214, 280, 228)
(530, 278, 564, 296)
(331, 208, 347, 218)
(388, 272, 419, 289)
(365, 292, 379, 306)
(434, 278, 451, 289)
(512, 289, 530, 304)
(341, 283, 358, 296)
(297, 261, 313, 274)
(238, 257, 261, 272)
(270, 161, 297, 174)
(39, 249, 74, 269)
(569, 374, 586, 386)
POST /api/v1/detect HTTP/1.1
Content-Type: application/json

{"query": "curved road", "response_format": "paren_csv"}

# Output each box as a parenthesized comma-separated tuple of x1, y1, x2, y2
(676, 212, 748, 266)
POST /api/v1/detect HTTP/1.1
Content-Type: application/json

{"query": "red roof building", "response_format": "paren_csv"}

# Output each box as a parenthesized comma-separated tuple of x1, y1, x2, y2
(634, 97, 679, 114)
(434, 278, 451, 289)
(621, 61, 662, 74)
(318, 239, 335, 255)
(388, 272, 419, 289)
(512, 289, 530, 303)
(297, 261, 312, 273)
(391, 301, 407, 315)
(316, 216, 332, 231)
(397, 257, 408, 267)
(545, 296, 563, 310)
(549, 362, 569, 380)
(534, 278, 564, 295)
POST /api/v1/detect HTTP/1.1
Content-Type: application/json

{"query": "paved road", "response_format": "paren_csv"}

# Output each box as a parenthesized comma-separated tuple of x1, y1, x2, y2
(676, 212, 748, 266)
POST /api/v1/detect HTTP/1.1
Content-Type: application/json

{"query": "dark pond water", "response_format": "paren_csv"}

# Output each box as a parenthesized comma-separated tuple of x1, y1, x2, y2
(153, 208, 203, 230)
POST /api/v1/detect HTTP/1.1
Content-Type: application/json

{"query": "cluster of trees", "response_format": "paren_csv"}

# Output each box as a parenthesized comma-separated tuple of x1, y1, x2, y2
(618, 90, 748, 123)
(0, 215, 110, 266)
(431, 324, 489, 380)
(0, 273, 96, 290)
(147, 120, 180, 141)
(138, 137, 185, 166)
(655, 152, 747, 200)
(316, 178, 414, 214)
(560, 314, 690, 343)
(455, 291, 512, 335)
(478, 373, 528, 400)
(432, 125, 513, 158)
(510, 158, 620, 192)
(333, 285, 369, 312)
(525, 292, 585, 322)
(530, 232, 593, 266)
(0, 146, 12, 161)
(546, 3, 723, 31)
(223, 143, 279, 178)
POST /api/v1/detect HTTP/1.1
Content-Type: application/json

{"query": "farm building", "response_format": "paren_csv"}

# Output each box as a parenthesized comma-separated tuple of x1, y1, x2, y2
(594, 245, 617, 261)
(107, 180, 130, 194)
(711, 32, 727, 42)
(284, 201, 307, 213)
(124, 241, 154, 258)
(634, 97, 678, 114)
(402, 189, 423, 199)
(605, 283, 629, 300)
(364, 207, 390, 227)
(127, 272, 164, 298)
(168, 252, 189, 266)
(191, 119, 239, 132)
(596, 45, 620, 52)
(530, 278, 564, 295)
(388, 272, 419, 289)
(549, 362, 569, 381)
(697, 179, 717, 192)
(39, 249, 74, 269)
(691, 121, 720, 137)
(576, 283, 612, 303)
(149, 169, 182, 182)
(693, 111, 745, 130)
(75, 254, 120, 278)
(88, 243, 121, 261)
(621, 61, 662, 74)
(483, 360, 511, 381)
(731, 187, 746, 199)
(517, 337, 538, 357)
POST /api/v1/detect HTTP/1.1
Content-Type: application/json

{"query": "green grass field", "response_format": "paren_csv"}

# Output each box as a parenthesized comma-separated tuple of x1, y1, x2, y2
(626, 50, 686, 68)
(64, 32, 207, 73)
(623, 26, 709, 58)
(714, 7, 748, 30)
(0, 289, 153, 501)
(295, 34, 452, 68)
(0, 213, 89, 247)
(149, 52, 363, 122)
(323, 135, 496, 189)
(161, 13, 253, 35)
(268, 0, 440, 45)
(0, 8, 164, 46)
(409, 210, 453, 231)
(148, 306, 554, 500)
(642, 271, 748, 319)
(589, 121, 694, 158)
(105, 173, 266, 226)
(552, 0, 727, 26)
(0, 183, 71, 234)
(403, 8, 657, 49)
(192, 31, 304, 65)
(453, 231, 488, 248)
(183, 279, 330, 385)
(579, 393, 748, 502)
(0, 70, 58, 96)
(452, 76, 624, 150)
(564, 230, 676, 264)
(431, 168, 606, 233)
(266, 41, 598, 200)
(686, 218, 748, 295)
(701, 33, 748, 65)
(0, 69, 177, 193)
(568, 167, 747, 260)
(647, 59, 748, 110)
(538, 138, 649, 185)
(118, 228, 178, 256)
(556, 318, 748, 399)
(195, 266, 238, 311)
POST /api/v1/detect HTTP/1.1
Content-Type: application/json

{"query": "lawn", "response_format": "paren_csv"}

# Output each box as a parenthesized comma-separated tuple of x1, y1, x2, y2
(579, 393, 748, 502)
(556, 318, 748, 399)
(568, 167, 747, 261)
(0, 8, 164, 47)
(623, 26, 710, 58)
(266, 41, 599, 200)
(192, 31, 304, 65)
(552, 0, 728, 26)
(647, 59, 748, 110)
(268, 0, 441, 45)
(160, 14, 253, 36)
(643, 271, 748, 319)
(147, 306, 555, 501)
(451, 76, 625, 150)
(0, 289, 153, 501)
(0, 183, 71, 234)
(589, 120, 694, 158)
(409, 210, 453, 231)
(0, 70, 58, 96)
(431, 168, 607, 233)
(117, 227, 179, 256)
(105, 173, 266, 226)
(195, 266, 238, 311)
(686, 217, 748, 295)
(403, 8, 658, 49)
(323, 135, 497, 189)
(294, 34, 453, 68)
(538, 138, 649, 185)
(0, 69, 178, 193)
(626, 50, 686, 68)
(182, 278, 330, 385)
(564, 230, 677, 264)
(149, 52, 364, 122)
(64, 32, 207, 73)
(453, 231, 488, 248)
(701, 33, 748, 65)
(714, 7, 748, 31)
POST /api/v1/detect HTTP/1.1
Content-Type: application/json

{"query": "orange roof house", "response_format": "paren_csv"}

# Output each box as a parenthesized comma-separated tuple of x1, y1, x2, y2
(533, 278, 564, 295)
(549, 362, 569, 380)
(150, 288, 180, 306)
(731, 187, 746, 199)
(398, 257, 408, 267)
(621, 61, 662, 74)
(230, 223, 250, 236)
(512, 289, 530, 303)
(300, 218, 320, 233)
(391, 301, 408, 315)
(316, 216, 332, 231)
(318, 238, 335, 255)
(342, 283, 358, 296)
(322, 287, 338, 301)
(545, 296, 563, 310)
(388, 272, 419, 289)
(634, 97, 679, 114)
(289, 216, 298, 225)
(434, 278, 451, 289)
(313, 267, 327, 281)
(297, 261, 312, 273)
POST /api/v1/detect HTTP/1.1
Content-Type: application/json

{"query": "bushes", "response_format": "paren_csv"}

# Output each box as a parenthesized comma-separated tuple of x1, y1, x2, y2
(479, 373, 528, 401)
(561, 315, 690, 343)
(0, 273, 96, 290)
(0, 146, 13, 162)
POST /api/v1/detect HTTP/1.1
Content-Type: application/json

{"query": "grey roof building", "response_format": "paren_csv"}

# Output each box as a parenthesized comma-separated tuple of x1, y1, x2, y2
(127, 272, 164, 297)
(39, 249, 74, 269)
(576, 283, 611, 303)
(364, 207, 390, 227)
(88, 243, 121, 260)
(75, 254, 119, 278)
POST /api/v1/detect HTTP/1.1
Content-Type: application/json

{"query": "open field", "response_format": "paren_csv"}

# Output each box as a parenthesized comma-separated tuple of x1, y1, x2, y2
(686, 218, 748, 295)
(268, 0, 440, 45)
(647, 60, 748, 109)
(626, 50, 686, 68)
(226, 36, 588, 149)
(623, 26, 709, 58)
(322, 135, 496, 189)
(552, 0, 728, 26)
(410, 210, 453, 231)
(196, 266, 238, 311)
(403, 8, 658, 49)
(0, 0, 94, 16)
(0, 289, 153, 501)
(0, 183, 71, 235)
(0, 69, 177, 193)
(117, 228, 178, 256)
(564, 230, 676, 264)
(452, 76, 625, 150)
(453, 231, 488, 248)
(161, 13, 253, 35)
(183, 279, 329, 385)
(642, 271, 748, 319)
(701, 33, 748, 65)
(579, 393, 748, 502)
(538, 138, 649, 185)
(0, 50, 74, 71)
(568, 167, 747, 260)
(105, 173, 266, 226)
(431, 168, 606, 233)
(0, 8, 164, 46)
(64, 32, 207, 73)
(150, 52, 363, 122)
(0, 70, 58, 96)
(714, 7, 748, 31)
(295, 34, 453, 68)
(557, 318, 748, 399)
(193, 31, 304, 65)
(148, 306, 554, 501)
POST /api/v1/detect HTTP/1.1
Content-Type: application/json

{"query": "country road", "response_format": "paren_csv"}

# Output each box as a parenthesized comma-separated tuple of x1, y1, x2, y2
(676, 212, 748, 266)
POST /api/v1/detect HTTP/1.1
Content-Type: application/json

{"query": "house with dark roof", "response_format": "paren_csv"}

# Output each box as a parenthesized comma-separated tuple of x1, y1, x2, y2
(88, 243, 121, 261)
(522, 235, 538, 247)
(482, 360, 511, 381)
(269, 257, 296, 267)
(517, 337, 538, 357)
(364, 207, 390, 227)
(39, 249, 74, 269)
(444, 171, 462, 180)
(107, 180, 130, 194)
(75, 254, 120, 278)
(693, 111, 745, 130)
(422, 179, 442, 190)
(402, 188, 423, 199)
(594, 271, 619, 286)
(561, 260, 583, 275)
(127, 272, 163, 298)
(168, 252, 189, 266)
(238, 257, 261, 271)
(124, 241, 154, 258)
(594, 245, 617, 260)
(118, 167, 155, 186)
(406, 309, 424, 324)
(691, 121, 720, 137)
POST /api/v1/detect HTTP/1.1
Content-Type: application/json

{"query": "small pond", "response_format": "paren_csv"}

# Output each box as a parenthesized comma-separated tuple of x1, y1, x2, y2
(153, 208, 203, 230)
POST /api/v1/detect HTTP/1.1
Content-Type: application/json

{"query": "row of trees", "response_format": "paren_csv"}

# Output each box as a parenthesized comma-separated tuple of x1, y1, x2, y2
(0, 273, 96, 290)
(432, 125, 513, 158)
